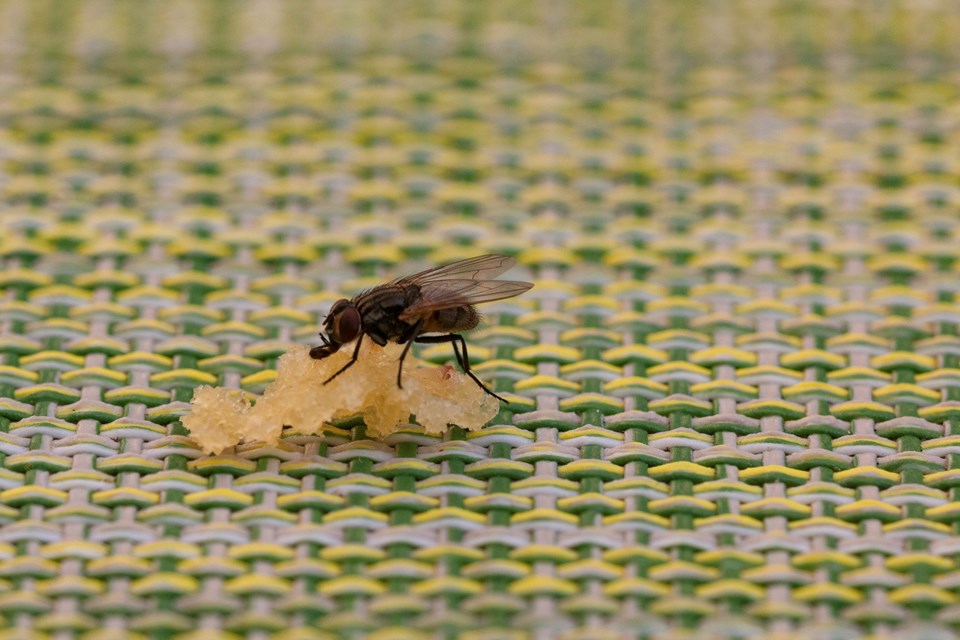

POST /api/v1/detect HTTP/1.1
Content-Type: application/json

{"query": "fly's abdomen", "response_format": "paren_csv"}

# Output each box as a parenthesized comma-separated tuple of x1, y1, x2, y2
(424, 305, 480, 333)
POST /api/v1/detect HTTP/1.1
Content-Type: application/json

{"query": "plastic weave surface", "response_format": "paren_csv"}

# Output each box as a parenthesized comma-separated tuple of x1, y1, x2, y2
(2, 1, 960, 638)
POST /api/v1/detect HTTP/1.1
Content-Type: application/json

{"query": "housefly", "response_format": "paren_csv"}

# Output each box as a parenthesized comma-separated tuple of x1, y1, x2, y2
(310, 254, 533, 402)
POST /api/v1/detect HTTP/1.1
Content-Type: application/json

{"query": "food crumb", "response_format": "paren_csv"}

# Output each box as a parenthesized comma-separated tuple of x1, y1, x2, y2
(182, 342, 501, 454)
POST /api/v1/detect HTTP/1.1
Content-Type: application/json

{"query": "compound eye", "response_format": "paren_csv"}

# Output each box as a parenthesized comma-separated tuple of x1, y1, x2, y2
(335, 306, 360, 342)
(324, 299, 349, 327)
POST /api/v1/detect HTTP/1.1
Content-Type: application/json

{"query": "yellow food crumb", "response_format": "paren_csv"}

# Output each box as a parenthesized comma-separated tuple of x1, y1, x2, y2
(182, 342, 500, 454)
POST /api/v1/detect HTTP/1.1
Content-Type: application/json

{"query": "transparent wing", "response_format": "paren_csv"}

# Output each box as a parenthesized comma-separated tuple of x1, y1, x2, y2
(398, 279, 533, 320)
(394, 254, 518, 285)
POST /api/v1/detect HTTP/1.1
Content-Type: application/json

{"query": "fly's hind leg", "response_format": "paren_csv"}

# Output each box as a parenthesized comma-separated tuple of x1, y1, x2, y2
(414, 333, 508, 403)
(452, 335, 509, 403)
(323, 333, 364, 385)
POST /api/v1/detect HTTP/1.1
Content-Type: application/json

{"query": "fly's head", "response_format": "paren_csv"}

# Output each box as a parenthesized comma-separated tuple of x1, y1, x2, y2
(309, 298, 361, 360)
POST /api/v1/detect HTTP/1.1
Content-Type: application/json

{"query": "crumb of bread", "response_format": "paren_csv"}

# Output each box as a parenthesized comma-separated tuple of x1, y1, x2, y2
(182, 342, 500, 454)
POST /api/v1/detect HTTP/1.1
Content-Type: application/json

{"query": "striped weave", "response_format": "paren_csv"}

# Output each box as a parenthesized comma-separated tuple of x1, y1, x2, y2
(1, 1, 960, 638)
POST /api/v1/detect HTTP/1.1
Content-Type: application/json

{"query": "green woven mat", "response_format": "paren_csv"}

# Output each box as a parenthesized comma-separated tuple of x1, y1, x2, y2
(3, 1, 960, 638)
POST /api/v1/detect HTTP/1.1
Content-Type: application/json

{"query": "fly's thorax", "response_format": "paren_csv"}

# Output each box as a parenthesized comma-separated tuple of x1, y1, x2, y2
(355, 283, 422, 344)
(355, 283, 418, 315)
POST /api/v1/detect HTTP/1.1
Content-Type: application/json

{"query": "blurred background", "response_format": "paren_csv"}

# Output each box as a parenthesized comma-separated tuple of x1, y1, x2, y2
(3, 1, 960, 638)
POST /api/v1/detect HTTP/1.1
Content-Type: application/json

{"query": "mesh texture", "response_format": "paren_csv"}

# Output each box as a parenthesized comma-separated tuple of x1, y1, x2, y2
(1, 1, 960, 639)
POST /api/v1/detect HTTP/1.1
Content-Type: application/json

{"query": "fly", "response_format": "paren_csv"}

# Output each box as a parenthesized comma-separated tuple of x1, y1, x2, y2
(310, 254, 534, 402)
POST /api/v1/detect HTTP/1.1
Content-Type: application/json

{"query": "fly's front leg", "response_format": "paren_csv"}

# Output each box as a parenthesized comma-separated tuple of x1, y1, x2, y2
(323, 333, 364, 384)
(414, 333, 508, 403)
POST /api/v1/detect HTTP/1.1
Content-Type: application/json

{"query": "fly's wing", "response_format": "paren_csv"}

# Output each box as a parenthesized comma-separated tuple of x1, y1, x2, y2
(398, 279, 534, 321)
(393, 254, 518, 286)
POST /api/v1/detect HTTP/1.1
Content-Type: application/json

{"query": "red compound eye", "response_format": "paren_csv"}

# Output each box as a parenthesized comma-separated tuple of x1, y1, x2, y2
(335, 305, 360, 342)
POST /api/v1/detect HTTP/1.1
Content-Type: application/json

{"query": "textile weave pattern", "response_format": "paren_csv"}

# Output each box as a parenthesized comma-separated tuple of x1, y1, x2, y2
(1, 1, 959, 638)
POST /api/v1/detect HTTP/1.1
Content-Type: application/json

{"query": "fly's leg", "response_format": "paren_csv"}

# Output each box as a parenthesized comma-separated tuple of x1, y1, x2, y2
(452, 335, 509, 403)
(323, 333, 364, 384)
(395, 320, 424, 390)
(414, 333, 508, 403)
(450, 338, 463, 371)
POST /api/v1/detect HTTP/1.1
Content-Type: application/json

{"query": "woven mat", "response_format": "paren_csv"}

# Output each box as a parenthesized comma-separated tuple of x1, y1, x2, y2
(2, 1, 960, 638)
